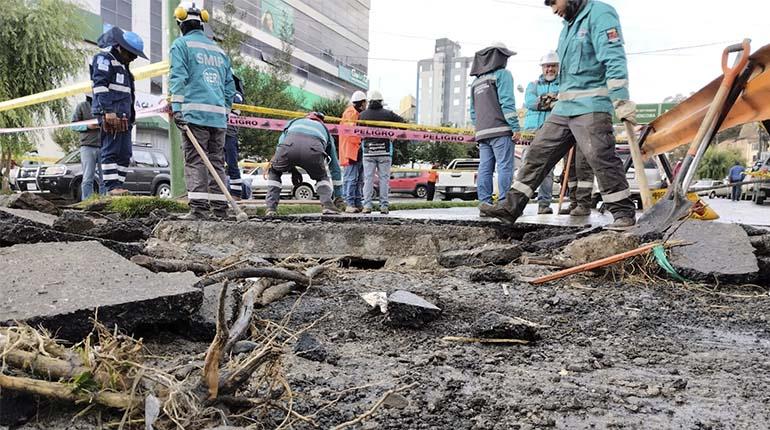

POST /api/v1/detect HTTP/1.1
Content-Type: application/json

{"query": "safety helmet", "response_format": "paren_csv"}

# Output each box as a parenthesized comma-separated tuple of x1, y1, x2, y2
(368, 90, 383, 101)
(175, 1, 209, 23)
(233, 93, 244, 104)
(540, 51, 560, 66)
(307, 112, 325, 122)
(351, 91, 367, 104)
(120, 31, 148, 59)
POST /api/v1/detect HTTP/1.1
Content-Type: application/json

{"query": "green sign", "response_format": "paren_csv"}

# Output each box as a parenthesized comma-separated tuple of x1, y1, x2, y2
(338, 66, 369, 89)
(615, 103, 677, 125)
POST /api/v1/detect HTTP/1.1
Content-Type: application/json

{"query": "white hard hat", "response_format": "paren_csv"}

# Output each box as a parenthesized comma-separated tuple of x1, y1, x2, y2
(368, 90, 383, 101)
(351, 91, 367, 103)
(491, 42, 508, 50)
(540, 51, 560, 66)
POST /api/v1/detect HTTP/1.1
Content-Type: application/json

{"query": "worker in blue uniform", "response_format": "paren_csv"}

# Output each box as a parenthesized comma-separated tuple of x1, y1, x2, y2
(90, 27, 147, 195)
(169, 1, 235, 220)
(482, 0, 638, 229)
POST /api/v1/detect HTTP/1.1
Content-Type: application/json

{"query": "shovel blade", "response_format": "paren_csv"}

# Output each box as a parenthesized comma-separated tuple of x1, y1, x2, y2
(631, 196, 694, 237)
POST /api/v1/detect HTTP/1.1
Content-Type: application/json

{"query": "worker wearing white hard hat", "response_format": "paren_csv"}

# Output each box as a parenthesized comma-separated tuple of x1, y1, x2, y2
(339, 90, 369, 212)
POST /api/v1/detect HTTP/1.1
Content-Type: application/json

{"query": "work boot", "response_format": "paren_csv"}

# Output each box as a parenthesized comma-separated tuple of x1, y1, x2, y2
(265, 208, 278, 217)
(362, 207, 372, 214)
(380, 207, 389, 215)
(538, 204, 553, 215)
(179, 208, 208, 221)
(569, 205, 591, 217)
(606, 216, 636, 230)
(479, 203, 494, 218)
(479, 202, 519, 224)
(108, 188, 131, 196)
(559, 203, 577, 215)
(345, 206, 360, 214)
(211, 209, 231, 220)
(322, 205, 340, 215)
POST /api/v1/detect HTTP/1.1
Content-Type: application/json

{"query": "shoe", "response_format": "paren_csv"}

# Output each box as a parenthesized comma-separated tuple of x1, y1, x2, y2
(569, 205, 591, 216)
(322, 206, 340, 215)
(362, 207, 372, 214)
(380, 207, 389, 215)
(211, 210, 231, 220)
(345, 206, 361, 214)
(265, 209, 278, 217)
(479, 203, 519, 224)
(606, 216, 636, 230)
(179, 210, 208, 221)
(559, 204, 577, 215)
(538, 205, 553, 215)
(108, 188, 131, 196)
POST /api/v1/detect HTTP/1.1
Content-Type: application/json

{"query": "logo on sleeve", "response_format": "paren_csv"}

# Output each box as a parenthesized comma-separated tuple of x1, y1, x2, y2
(606, 28, 621, 43)
(97, 56, 110, 71)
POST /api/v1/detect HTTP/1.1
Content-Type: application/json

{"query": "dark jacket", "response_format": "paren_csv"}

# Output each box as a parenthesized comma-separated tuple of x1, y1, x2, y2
(72, 100, 100, 147)
(90, 47, 136, 123)
(359, 101, 405, 158)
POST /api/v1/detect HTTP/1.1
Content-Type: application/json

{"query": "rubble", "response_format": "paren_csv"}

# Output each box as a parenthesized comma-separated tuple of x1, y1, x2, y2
(361, 291, 388, 313)
(0, 207, 57, 226)
(469, 267, 513, 282)
(557, 231, 640, 267)
(0, 192, 60, 215)
(750, 234, 770, 256)
(294, 333, 328, 362)
(385, 290, 441, 328)
(438, 243, 522, 268)
(471, 312, 540, 342)
(669, 221, 759, 283)
(84, 218, 151, 242)
(52, 210, 95, 233)
(0, 241, 202, 340)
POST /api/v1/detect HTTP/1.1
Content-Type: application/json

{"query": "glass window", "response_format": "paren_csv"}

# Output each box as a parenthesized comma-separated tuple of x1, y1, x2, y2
(133, 150, 154, 167)
(454, 75, 460, 82)
(101, 0, 132, 31)
(453, 99, 460, 106)
(153, 152, 169, 167)
(454, 87, 460, 94)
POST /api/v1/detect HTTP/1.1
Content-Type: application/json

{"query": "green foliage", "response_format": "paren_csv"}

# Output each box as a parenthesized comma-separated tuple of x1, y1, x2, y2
(310, 97, 348, 119)
(77, 196, 188, 218)
(413, 142, 470, 167)
(248, 200, 480, 216)
(696, 148, 745, 180)
(52, 127, 79, 154)
(0, 0, 86, 191)
(71, 371, 99, 394)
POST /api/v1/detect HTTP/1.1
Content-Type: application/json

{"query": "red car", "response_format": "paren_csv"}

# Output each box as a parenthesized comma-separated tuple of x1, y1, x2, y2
(389, 169, 430, 198)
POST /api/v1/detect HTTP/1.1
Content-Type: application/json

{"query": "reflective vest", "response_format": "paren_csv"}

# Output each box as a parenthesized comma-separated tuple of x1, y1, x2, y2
(338, 105, 361, 166)
(469, 69, 520, 141)
(90, 49, 135, 122)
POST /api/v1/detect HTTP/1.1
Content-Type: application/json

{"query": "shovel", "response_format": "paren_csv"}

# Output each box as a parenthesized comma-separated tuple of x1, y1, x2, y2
(632, 40, 751, 236)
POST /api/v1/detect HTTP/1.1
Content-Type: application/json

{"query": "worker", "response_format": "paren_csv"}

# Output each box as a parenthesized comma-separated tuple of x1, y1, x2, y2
(340, 91, 368, 213)
(265, 112, 342, 216)
(426, 164, 439, 201)
(522, 51, 561, 214)
(360, 91, 405, 215)
(169, 1, 235, 220)
(482, 0, 637, 229)
(71, 94, 103, 200)
(729, 160, 746, 201)
(469, 43, 521, 216)
(225, 78, 245, 199)
(90, 27, 146, 196)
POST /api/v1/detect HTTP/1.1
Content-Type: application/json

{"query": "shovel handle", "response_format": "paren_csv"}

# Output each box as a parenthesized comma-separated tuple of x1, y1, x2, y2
(722, 39, 751, 79)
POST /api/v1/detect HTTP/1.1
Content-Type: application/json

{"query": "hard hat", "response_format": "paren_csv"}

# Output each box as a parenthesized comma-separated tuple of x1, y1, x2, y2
(540, 51, 560, 66)
(491, 42, 508, 50)
(118, 31, 148, 59)
(307, 111, 326, 122)
(351, 91, 367, 103)
(233, 93, 244, 104)
(368, 90, 383, 101)
(175, 1, 210, 23)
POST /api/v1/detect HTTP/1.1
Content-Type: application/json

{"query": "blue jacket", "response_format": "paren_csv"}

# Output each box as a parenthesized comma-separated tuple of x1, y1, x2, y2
(729, 165, 745, 182)
(523, 76, 559, 130)
(169, 30, 235, 129)
(90, 49, 135, 122)
(469, 68, 520, 135)
(553, 0, 630, 117)
(280, 118, 343, 192)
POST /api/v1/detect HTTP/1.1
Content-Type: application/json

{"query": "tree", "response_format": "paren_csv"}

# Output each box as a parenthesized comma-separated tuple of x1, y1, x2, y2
(212, 0, 245, 66)
(52, 127, 79, 155)
(310, 97, 348, 119)
(413, 142, 469, 167)
(0, 0, 86, 191)
(696, 147, 745, 180)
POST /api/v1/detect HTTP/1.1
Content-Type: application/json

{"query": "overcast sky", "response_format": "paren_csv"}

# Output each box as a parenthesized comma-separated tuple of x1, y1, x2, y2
(367, 0, 770, 109)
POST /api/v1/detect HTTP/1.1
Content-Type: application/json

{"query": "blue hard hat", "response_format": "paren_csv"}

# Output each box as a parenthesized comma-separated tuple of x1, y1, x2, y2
(119, 31, 148, 60)
(233, 92, 244, 104)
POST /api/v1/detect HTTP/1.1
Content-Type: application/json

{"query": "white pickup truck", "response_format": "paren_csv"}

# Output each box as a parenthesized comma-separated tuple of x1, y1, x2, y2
(436, 152, 526, 201)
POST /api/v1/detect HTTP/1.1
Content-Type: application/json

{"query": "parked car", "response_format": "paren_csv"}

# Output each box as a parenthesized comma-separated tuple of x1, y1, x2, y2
(242, 163, 317, 200)
(389, 169, 430, 198)
(749, 157, 769, 205)
(14, 145, 171, 202)
(435, 151, 533, 201)
(591, 145, 665, 209)
(691, 179, 729, 199)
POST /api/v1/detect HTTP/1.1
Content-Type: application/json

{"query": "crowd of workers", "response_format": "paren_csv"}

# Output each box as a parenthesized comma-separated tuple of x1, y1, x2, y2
(79, 0, 648, 225)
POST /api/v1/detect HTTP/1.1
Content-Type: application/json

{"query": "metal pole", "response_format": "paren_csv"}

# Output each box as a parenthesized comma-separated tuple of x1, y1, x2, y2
(167, 0, 185, 198)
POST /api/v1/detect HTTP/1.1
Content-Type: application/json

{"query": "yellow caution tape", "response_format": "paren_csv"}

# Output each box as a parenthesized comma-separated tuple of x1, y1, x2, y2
(0, 61, 169, 114)
(651, 189, 720, 221)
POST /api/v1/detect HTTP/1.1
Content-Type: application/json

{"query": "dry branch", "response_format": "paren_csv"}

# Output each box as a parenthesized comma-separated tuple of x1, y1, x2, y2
(130, 255, 213, 274)
(331, 382, 419, 430)
(223, 286, 257, 356)
(202, 281, 230, 400)
(218, 346, 282, 396)
(0, 373, 139, 410)
(196, 267, 310, 289)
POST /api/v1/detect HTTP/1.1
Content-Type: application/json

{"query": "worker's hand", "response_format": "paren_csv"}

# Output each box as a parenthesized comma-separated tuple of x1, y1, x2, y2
(172, 111, 187, 130)
(512, 132, 522, 144)
(614, 100, 638, 125)
(102, 112, 122, 133)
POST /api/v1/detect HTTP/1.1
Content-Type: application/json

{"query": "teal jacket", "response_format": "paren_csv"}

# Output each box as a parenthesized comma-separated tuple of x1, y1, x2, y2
(169, 30, 235, 129)
(469, 68, 520, 134)
(280, 118, 343, 196)
(553, 0, 630, 117)
(523, 76, 559, 130)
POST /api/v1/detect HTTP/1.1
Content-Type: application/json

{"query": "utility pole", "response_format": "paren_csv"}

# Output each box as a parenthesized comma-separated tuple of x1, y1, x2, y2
(167, 0, 185, 198)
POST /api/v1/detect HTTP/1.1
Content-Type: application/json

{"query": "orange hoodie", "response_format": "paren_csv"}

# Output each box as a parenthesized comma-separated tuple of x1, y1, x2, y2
(338, 105, 361, 166)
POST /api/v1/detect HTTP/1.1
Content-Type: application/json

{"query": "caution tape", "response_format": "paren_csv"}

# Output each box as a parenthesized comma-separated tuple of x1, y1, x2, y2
(0, 103, 169, 134)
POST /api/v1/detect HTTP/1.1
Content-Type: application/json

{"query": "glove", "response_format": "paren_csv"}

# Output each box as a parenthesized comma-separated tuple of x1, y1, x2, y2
(290, 166, 303, 187)
(613, 100, 638, 125)
(102, 112, 127, 133)
(538, 94, 558, 111)
(172, 111, 187, 130)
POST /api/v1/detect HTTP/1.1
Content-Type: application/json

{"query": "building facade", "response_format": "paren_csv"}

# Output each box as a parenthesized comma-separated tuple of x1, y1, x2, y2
(398, 95, 416, 123)
(416, 38, 472, 127)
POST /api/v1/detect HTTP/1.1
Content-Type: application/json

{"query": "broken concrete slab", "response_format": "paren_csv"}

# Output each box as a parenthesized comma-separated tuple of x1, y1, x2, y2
(758, 257, 770, 286)
(526, 226, 604, 253)
(469, 267, 513, 283)
(53, 211, 95, 233)
(294, 333, 328, 362)
(670, 221, 759, 284)
(85, 219, 151, 242)
(0, 192, 60, 215)
(750, 235, 770, 256)
(472, 312, 540, 342)
(557, 231, 640, 267)
(740, 224, 770, 237)
(361, 291, 388, 313)
(0, 207, 58, 227)
(0, 241, 202, 340)
(438, 243, 522, 268)
(385, 290, 441, 329)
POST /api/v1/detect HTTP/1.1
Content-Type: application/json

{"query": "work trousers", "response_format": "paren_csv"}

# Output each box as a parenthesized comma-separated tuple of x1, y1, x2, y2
(267, 134, 333, 210)
(426, 182, 436, 201)
(182, 124, 228, 212)
(343, 161, 364, 208)
(523, 146, 554, 206)
(100, 126, 132, 191)
(363, 156, 392, 209)
(224, 134, 244, 199)
(565, 147, 595, 208)
(503, 113, 635, 220)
